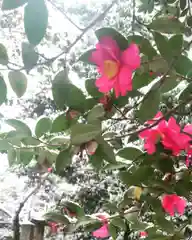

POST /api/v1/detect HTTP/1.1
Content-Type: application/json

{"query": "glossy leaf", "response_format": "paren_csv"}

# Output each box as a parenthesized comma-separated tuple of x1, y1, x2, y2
(133, 72, 154, 90)
(160, 75, 179, 93)
(35, 117, 52, 138)
(8, 71, 28, 98)
(169, 34, 183, 57)
(2, 0, 27, 10)
(0, 76, 7, 105)
(0, 43, 8, 65)
(87, 104, 105, 123)
(95, 27, 128, 50)
(78, 49, 96, 65)
(85, 79, 103, 98)
(148, 17, 184, 33)
(6, 119, 32, 136)
(56, 148, 72, 173)
(17, 149, 34, 165)
(51, 113, 70, 133)
(175, 55, 192, 75)
(24, 0, 48, 45)
(71, 123, 101, 145)
(61, 200, 85, 217)
(22, 42, 39, 72)
(117, 146, 144, 160)
(44, 211, 70, 225)
(0, 139, 11, 151)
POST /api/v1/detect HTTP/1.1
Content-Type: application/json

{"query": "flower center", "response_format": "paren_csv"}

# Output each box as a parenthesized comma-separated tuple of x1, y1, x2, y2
(103, 60, 119, 79)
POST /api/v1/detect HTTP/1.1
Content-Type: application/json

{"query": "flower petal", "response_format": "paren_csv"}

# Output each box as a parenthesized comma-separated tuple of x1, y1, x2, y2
(92, 224, 109, 238)
(121, 43, 140, 70)
(118, 65, 133, 95)
(95, 75, 115, 93)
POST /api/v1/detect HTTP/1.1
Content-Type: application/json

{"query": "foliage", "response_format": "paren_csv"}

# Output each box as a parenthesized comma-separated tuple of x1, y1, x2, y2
(0, 0, 192, 239)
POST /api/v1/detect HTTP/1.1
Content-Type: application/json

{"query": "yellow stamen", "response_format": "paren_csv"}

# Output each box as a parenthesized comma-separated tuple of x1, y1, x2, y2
(103, 60, 119, 79)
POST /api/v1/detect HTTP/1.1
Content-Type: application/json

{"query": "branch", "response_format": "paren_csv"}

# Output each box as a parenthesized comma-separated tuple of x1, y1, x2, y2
(13, 173, 49, 240)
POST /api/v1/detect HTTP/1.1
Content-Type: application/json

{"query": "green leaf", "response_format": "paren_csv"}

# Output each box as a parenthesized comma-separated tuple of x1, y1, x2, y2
(22, 42, 39, 72)
(128, 35, 157, 59)
(110, 217, 126, 231)
(169, 34, 183, 57)
(180, 0, 186, 10)
(70, 123, 101, 145)
(51, 113, 70, 133)
(8, 71, 27, 98)
(52, 71, 86, 111)
(187, 16, 192, 27)
(6, 119, 32, 136)
(133, 72, 154, 90)
(160, 75, 179, 93)
(24, 0, 48, 45)
(174, 55, 192, 75)
(78, 49, 96, 65)
(16, 149, 34, 165)
(117, 146, 143, 161)
(108, 222, 118, 239)
(153, 32, 171, 62)
(35, 117, 52, 138)
(22, 137, 41, 146)
(7, 148, 16, 166)
(49, 136, 70, 145)
(61, 200, 85, 218)
(0, 139, 11, 150)
(179, 82, 192, 101)
(87, 104, 105, 123)
(119, 166, 154, 186)
(154, 214, 174, 233)
(55, 148, 72, 173)
(148, 17, 184, 33)
(95, 27, 128, 50)
(96, 135, 116, 163)
(2, 0, 27, 10)
(85, 79, 103, 98)
(44, 211, 70, 225)
(0, 76, 7, 105)
(137, 86, 160, 122)
(0, 43, 8, 65)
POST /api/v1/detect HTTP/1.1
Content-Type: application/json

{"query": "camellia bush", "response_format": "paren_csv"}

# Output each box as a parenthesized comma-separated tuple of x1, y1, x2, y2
(1, 0, 192, 239)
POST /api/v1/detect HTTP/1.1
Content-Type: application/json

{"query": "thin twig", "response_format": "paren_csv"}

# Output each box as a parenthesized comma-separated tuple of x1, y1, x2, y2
(13, 173, 49, 240)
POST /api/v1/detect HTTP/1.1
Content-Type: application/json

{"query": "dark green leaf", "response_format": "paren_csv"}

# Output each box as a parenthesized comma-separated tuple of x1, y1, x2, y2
(78, 49, 96, 65)
(35, 117, 52, 138)
(96, 135, 116, 163)
(175, 55, 192, 75)
(133, 72, 154, 90)
(51, 114, 70, 133)
(108, 222, 118, 239)
(148, 17, 184, 33)
(128, 35, 157, 59)
(95, 27, 128, 50)
(117, 146, 143, 160)
(44, 211, 70, 225)
(187, 16, 192, 26)
(180, 0, 186, 10)
(110, 217, 126, 231)
(52, 71, 86, 111)
(2, 0, 27, 10)
(153, 32, 171, 61)
(22, 42, 39, 72)
(70, 123, 101, 145)
(0, 76, 7, 105)
(154, 214, 174, 233)
(24, 0, 48, 45)
(61, 200, 85, 217)
(85, 79, 103, 98)
(169, 34, 183, 57)
(0, 43, 8, 65)
(179, 82, 192, 101)
(6, 119, 32, 136)
(87, 104, 105, 123)
(8, 71, 27, 98)
(137, 86, 160, 122)
(160, 75, 179, 93)
(56, 148, 72, 173)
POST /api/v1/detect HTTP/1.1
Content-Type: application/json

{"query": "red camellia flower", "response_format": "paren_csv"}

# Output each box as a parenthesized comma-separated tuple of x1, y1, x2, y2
(92, 213, 110, 239)
(182, 124, 192, 167)
(139, 231, 148, 238)
(90, 36, 140, 98)
(162, 194, 186, 216)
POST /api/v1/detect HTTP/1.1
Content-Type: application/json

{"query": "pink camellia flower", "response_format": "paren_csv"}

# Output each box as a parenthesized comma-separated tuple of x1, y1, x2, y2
(182, 124, 192, 167)
(48, 222, 58, 234)
(158, 117, 188, 155)
(92, 212, 110, 239)
(90, 36, 140, 98)
(139, 112, 165, 154)
(139, 231, 148, 238)
(162, 194, 186, 216)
